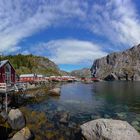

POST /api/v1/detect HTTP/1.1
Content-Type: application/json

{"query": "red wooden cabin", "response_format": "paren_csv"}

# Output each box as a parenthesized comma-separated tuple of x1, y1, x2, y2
(0, 60, 16, 84)
(20, 74, 36, 82)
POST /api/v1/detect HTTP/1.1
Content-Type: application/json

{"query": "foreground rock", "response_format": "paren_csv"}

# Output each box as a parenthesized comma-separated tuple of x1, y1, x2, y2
(0, 111, 8, 122)
(49, 88, 61, 96)
(11, 127, 33, 140)
(8, 109, 26, 130)
(80, 119, 140, 140)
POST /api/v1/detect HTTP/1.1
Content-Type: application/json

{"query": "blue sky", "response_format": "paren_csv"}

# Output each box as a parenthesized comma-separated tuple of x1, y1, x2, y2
(0, 0, 140, 71)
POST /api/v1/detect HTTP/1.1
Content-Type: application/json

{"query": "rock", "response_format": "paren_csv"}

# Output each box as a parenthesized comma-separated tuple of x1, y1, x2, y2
(54, 111, 70, 125)
(104, 73, 118, 81)
(57, 107, 64, 111)
(116, 112, 127, 119)
(136, 116, 140, 122)
(59, 112, 70, 124)
(11, 127, 33, 140)
(0, 111, 8, 121)
(91, 44, 140, 81)
(84, 80, 93, 84)
(8, 109, 26, 130)
(71, 68, 91, 78)
(134, 73, 140, 81)
(104, 114, 110, 118)
(80, 119, 140, 140)
(131, 121, 139, 127)
(49, 88, 61, 96)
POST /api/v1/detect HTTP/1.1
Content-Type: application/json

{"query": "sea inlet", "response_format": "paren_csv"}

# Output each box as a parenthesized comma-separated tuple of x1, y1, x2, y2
(20, 81, 140, 139)
(1, 81, 140, 139)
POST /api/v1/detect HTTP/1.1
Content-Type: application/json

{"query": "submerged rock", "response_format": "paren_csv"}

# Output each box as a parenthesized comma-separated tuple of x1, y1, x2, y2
(131, 121, 139, 126)
(8, 109, 26, 130)
(80, 119, 140, 140)
(116, 112, 127, 119)
(49, 88, 61, 96)
(131, 121, 140, 129)
(11, 127, 33, 140)
(104, 114, 110, 118)
(59, 112, 70, 124)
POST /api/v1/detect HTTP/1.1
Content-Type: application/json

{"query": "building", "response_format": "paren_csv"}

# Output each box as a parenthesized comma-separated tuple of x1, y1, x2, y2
(20, 74, 46, 82)
(36, 74, 45, 81)
(20, 74, 37, 82)
(0, 60, 16, 84)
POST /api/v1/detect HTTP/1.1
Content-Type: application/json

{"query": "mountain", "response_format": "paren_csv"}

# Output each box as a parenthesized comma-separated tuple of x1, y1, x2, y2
(91, 44, 140, 81)
(1, 54, 62, 76)
(59, 70, 70, 76)
(71, 68, 91, 78)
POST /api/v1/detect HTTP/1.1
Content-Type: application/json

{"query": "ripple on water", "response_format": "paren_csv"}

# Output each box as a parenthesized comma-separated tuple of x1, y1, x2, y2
(26, 82, 140, 134)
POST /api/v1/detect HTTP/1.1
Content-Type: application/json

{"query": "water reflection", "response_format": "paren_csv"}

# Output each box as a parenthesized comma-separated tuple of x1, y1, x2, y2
(93, 81, 140, 112)
(27, 82, 140, 131)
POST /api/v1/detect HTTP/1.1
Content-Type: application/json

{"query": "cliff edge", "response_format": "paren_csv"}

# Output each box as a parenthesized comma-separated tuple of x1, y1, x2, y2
(91, 44, 140, 81)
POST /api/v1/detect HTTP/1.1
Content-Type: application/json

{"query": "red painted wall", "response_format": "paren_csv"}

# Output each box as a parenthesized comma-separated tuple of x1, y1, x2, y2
(0, 61, 16, 83)
(0, 66, 5, 83)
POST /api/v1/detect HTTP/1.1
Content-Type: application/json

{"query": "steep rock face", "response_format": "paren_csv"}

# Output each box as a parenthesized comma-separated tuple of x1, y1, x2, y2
(71, 68, 91, 78)
(91, 44, 140, 81)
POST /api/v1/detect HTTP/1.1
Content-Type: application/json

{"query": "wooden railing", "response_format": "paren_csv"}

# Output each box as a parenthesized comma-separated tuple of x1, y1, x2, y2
(0, 83, 15, 93)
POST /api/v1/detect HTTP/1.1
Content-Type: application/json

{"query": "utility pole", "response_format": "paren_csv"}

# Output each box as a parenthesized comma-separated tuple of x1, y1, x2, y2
(0, 52, 3, 64)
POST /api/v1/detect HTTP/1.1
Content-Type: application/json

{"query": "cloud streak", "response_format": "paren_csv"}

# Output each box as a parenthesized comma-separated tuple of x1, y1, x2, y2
(0, 0, 85, 53)
(26, 39, 107, 65)
(0, 0, 140, 65)
(89, 0, 140, 47)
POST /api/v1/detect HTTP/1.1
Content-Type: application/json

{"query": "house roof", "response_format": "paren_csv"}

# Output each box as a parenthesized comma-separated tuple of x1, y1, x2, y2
(0, 60, 9, 68)
(20, 74, 36, 78)
(37, 74, 44, 77)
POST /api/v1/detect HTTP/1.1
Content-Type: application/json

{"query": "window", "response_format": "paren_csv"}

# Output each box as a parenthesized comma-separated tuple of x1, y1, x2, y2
(5, 63, 11, 83)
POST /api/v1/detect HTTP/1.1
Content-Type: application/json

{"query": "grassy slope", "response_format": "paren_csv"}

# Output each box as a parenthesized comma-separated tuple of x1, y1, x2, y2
(1, 54, 60, 76)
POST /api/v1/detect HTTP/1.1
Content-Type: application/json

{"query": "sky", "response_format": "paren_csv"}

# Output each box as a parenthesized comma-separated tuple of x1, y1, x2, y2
(0, 0, 140, 71)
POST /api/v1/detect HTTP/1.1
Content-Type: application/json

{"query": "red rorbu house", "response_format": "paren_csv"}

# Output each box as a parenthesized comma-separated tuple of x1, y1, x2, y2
(0, 60, 16, 84)
(20, 74, 37, 83)
(36, 74, 45, 81)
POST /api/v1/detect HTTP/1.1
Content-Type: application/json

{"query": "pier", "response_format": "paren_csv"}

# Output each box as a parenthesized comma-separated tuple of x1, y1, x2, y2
(0, 83, 15, 113)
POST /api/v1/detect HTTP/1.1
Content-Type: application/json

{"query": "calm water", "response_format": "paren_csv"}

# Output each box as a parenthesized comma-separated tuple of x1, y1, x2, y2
(27, 81, 140, 131)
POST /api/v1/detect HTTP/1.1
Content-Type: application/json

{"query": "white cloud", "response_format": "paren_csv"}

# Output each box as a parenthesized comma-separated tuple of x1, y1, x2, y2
(28, 39, 107, 65)
(0, 0, 140, 55)
(89, 0, 140, 47)
(0, 0, 86, 53)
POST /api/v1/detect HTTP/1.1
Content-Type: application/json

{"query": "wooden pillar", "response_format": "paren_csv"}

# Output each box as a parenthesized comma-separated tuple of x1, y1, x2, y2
(5, 92, 7, 113)
(2, 94, 4, 110)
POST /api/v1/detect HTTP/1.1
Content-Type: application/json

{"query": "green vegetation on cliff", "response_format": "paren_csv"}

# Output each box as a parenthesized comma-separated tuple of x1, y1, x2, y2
(1, 54, 61, 75)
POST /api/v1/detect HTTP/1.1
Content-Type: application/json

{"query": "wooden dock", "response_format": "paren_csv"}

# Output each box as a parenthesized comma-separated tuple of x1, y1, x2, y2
(0, 83, 15, 93)
(0, 83, 15, 113)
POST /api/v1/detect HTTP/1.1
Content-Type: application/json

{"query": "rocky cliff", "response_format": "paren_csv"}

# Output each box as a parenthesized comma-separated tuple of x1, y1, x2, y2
(71, 68, 91, 78)
(91, 44, 140, 81)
